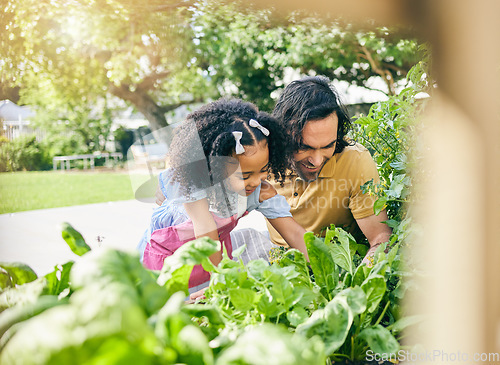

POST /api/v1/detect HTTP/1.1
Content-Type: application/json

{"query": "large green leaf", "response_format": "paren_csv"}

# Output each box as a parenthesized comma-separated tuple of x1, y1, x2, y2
(0, 295, 65, 339)
(161, 265, 193, 297)
(335, 287, 367, 316)
(216, 324, 326, 365)
(267, 272, 297, 309)
(326, 228, 355, 275)
(390, 314, 425, 335)
(1, 274, 158, 364)
(228, 288, 257, 313)
(368, 260, 388, 279)
(0, 278, 47, 312)
(43, 261, 74, 296)
(361, 276, 387, 313)
(0, 263, 38, 288)
(287, 306, 309, 327)
(387, 242, 400, 266)
(359, 324, 400, 355)
(279, 249, 311, 287)
(373, 196, 388, 216)
(352, 264, 366, 287)
(256, 289, 281, 318)
(304, 232, 338, 301)
(60, 222, 91, 256)
(296, 296, 353, 355)
(157, 237, 220, 293)
(246, 259, 270, 282)
(70, 248, 168, 316)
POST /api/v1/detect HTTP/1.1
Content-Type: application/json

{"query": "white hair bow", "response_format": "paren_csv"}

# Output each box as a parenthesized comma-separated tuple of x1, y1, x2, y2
(232, 131, 245, 154)
(249, 119, 270, 136)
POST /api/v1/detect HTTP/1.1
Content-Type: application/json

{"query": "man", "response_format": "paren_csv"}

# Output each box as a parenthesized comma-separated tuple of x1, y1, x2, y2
(267, 75, 391, 259)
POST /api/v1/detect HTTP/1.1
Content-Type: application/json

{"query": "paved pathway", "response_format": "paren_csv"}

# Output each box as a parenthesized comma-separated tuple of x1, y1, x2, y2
(0, 200, 267, 276)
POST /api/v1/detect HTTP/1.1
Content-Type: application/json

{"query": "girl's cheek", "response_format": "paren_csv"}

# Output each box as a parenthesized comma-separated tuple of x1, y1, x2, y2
(226, 175, 245, 192)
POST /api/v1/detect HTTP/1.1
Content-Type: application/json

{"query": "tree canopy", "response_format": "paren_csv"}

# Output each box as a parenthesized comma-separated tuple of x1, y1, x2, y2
(0, 0, 423, 136)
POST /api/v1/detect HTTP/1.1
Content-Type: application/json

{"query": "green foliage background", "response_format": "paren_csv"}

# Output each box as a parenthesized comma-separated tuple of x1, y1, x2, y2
(1, 0, 423, 137)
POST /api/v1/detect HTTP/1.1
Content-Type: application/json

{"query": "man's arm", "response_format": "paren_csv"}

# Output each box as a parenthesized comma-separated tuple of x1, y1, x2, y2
(356, 209, 392, 265)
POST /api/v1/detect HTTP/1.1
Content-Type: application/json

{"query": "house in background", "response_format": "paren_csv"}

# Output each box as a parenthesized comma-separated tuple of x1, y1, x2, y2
(0, 100, 44, 141)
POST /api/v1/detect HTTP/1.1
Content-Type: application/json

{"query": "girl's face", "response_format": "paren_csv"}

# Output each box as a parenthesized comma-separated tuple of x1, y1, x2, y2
(227, 140, 269, 196)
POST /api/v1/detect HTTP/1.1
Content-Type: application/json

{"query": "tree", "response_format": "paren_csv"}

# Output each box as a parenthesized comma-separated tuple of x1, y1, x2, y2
(194, 2, 423, 110)
(1, 0, 210, 132)
(1, 0, 423, 132)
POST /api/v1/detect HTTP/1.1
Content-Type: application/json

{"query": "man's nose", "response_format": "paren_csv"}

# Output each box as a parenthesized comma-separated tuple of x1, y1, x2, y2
(309, 150, 323, 166)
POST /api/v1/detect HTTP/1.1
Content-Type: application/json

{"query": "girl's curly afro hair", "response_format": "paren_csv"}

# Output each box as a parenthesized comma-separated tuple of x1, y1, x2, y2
(167, 98, 290, 213)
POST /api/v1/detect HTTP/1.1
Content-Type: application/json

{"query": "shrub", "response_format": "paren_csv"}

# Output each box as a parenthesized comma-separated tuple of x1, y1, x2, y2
(0, 135, 51, 172)
(350, 45, 431, 239)
(113, 126, 134, 157)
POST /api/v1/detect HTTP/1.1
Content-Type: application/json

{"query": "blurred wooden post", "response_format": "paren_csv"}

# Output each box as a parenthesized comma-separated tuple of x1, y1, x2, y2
(258, 0, 500, 359)
(407, 1, 500, 357)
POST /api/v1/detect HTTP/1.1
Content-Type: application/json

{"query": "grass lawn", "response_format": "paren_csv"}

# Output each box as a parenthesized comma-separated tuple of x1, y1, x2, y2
(0, 171, 137, 214)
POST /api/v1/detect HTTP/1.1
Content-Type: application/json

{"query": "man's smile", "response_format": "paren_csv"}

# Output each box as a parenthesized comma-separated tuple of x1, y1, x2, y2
(300, 161, 321, 172)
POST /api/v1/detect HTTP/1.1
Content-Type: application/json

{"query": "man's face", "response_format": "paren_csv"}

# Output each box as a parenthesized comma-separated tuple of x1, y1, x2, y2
(293, 112, 338, 181)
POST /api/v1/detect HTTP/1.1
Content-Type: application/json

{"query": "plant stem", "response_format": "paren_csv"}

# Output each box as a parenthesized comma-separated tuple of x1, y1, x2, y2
(355, 312, 365, 337)
(330, 353, 351, 360)
(378, 131, 396, 152)
(351, 336, 355, 360)
(360, 134, 382, 154)
(387, 128, 401, 145)
(374, 300, 391, 326)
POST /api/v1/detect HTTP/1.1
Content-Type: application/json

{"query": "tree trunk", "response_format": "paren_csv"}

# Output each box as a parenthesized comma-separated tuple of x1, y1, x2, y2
(109, 83, 168, 131)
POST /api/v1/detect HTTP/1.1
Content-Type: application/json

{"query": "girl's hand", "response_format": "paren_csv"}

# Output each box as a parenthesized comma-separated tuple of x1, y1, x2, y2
(184, 199, 222, 266)
(186, 287, 207, 303)
(268, 216, 309, 261)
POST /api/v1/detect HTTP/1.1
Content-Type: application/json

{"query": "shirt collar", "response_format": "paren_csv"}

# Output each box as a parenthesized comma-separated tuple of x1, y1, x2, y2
(318, 155, 337, 178)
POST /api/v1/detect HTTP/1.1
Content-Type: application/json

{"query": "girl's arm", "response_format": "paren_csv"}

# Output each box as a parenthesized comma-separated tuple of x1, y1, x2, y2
(267, 217, 309, 261)
(259, 181, 309, 260)
(183, 199, 222, 266)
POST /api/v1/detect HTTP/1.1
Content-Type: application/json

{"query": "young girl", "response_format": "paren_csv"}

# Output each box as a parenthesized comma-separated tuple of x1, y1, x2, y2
(138, 98, 308, 289)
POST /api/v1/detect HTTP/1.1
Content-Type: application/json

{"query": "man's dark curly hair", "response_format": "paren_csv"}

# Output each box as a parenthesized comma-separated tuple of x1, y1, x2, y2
(167, 98, 290, 214)
(272, 75, 354, 155)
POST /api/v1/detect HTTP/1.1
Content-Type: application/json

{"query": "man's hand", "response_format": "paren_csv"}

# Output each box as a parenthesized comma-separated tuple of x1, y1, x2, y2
(361, 242, 382, 267)
(155, 183, 166, 206)
(356, 209, 392, 268)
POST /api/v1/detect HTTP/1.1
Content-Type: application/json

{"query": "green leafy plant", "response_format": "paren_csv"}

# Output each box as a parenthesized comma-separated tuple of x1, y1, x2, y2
(0, 135, 51, 172)
(0, 227, 332, 365)
(200, 225, 418, 362)
(346, 48, 432, 281)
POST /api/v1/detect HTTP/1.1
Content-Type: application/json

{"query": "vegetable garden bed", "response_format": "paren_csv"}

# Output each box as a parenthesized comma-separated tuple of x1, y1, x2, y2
(0, 223, 421, 364)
